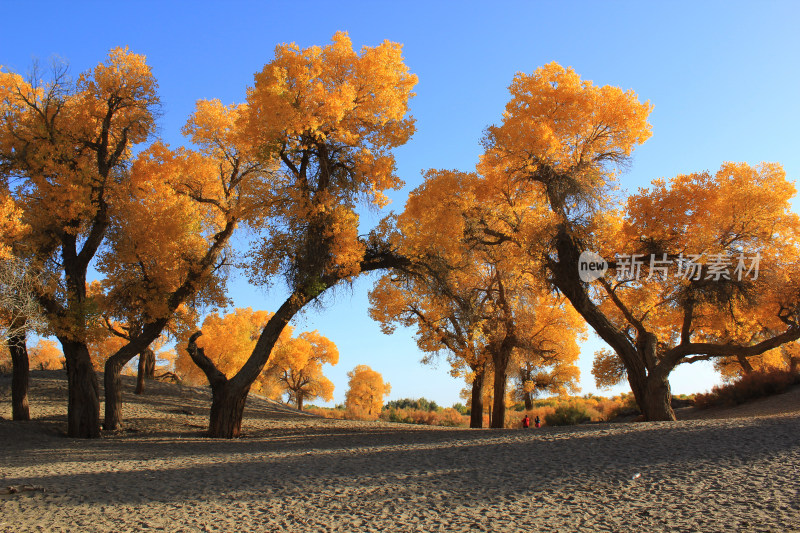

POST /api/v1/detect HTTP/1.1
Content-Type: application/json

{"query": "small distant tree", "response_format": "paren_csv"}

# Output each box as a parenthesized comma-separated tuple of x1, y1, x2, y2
(28, 339, 64, 370)
(345, 365, 390, 420)
(268, 330, 338, 410)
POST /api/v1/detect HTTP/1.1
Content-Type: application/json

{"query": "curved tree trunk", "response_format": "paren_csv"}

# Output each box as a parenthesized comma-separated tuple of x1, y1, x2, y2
(9, 331, 30, 421)
(469, 368, 484, 428)
(60, 340, 100, 438)
(135, 347, 156, 395)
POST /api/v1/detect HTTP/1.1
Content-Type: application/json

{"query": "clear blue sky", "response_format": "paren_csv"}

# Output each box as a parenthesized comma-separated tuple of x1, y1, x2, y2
(3, 1, 798, 406)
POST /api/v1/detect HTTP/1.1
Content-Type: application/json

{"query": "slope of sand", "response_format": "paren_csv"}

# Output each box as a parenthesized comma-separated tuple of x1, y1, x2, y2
(1, 371, 799, 532)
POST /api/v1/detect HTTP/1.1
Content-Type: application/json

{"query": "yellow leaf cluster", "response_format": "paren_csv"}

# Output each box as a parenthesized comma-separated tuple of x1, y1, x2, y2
(345, 364, 390, 419)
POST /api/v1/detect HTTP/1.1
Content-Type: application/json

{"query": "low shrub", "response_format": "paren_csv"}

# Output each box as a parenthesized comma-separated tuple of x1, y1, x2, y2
(694, 369, 800, 409)
(304, 406, 347, 419)
(544, 403, 593, 426)
(380, 407, 468, 427)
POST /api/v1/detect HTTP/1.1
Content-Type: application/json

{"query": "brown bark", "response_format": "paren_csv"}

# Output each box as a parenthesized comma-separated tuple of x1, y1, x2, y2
(736, 353, 754, 374)
(296, 394, 304, 411)
(490, 347, 511, 428)
(103, 354, 127, 431)
(469, 367, 485, 428)
(184, 247, 409, 438)
(9, 331, 30, 421)
(134, 347, 155, 395)
(60, 339, 100, 438)
(208, 382, 251, 438)
(627, 367, 675, 421)
(520, 364, 533, 410)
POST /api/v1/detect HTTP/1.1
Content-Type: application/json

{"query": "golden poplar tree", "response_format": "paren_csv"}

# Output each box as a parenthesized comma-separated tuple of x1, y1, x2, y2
(478, 63, 800, 420)
(345, 365, 390, 420)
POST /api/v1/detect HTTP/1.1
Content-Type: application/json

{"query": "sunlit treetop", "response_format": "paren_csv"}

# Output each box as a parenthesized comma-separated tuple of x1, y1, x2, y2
(480, 62, 653, 218)
(0, 48, 159, 240)
(242, 32, 418, 289)
(597, 161, 800, 360)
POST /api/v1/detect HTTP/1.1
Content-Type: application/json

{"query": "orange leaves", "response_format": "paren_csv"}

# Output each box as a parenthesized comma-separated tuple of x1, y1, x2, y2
(614, 161, 800, 342)
(268, 329, 339, 407)
(249, 32, 416, 152)
(174, 307, 338, 404)
(77, 47, 159, 146)
(0, 194, 26, 259)
(239, 33, 417, 293)
(480, 62, 652, 218)
(345, 364, 390, 419)
(28, 339, 64, 370)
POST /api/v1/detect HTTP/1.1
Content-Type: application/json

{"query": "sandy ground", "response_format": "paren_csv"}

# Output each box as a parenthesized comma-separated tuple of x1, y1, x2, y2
(1, 371, 799, 532)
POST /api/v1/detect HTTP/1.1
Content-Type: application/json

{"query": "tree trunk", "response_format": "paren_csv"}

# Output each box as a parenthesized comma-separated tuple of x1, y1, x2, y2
(491, 358, 509, 428)
(521, 364, 533, 410)
(469, 369, 484, 428)
(208, 382, 250, 438)
(134, 347, 155, 395)
(296, 394, 304, 411)
(61, 340, 101, 438)
(629, 370, 676, 421)
(9, 331, 30, 421)
(103, 353, 128, 431)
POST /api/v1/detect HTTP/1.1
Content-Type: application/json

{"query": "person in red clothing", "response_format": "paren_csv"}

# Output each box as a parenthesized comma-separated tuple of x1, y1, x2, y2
(522, 414, 530, 428)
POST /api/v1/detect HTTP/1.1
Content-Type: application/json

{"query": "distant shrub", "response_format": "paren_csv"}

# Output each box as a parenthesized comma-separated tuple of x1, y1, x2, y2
(451, 402, 469, 415)
(305, 406, 347, 419)
(384, 398, 441, 412)
(695, 370, 800, 409)
(380, 407, 467, 427)
(544, 404, 592, 426)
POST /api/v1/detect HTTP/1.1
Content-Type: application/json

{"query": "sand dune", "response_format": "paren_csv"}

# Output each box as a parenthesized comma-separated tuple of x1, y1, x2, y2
(1, 371, 799, 532)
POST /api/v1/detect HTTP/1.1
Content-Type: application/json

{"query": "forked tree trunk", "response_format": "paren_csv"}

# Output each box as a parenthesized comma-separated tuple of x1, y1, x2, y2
(9, 331, 30, 421)
(469, 369, 485, 428)
(135, 347, 155, 395)
(61, 340, 101, 438)
(208, 382, 251, 438)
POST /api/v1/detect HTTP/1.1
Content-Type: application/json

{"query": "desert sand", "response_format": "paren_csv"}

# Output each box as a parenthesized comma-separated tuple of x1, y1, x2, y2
(1, 371, 799, 532)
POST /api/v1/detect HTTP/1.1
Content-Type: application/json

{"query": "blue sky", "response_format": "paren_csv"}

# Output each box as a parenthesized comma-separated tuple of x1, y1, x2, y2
(3, 1, 799, 406)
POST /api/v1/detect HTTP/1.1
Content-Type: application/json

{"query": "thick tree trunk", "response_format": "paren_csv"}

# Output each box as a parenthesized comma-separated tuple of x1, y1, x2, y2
(208, 382, 250, 438)
(628, 370, 675, 421)
(61, 340, 101, 438)
(491, 357, 509, 428)
(469, 369, 484, 428)
(9, 331, 30, 421)
(103, 353, 128, 431)
(134, 347, 155, 395)
(296, 394, 304, 411)
(523, 392, 533, 411)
